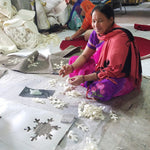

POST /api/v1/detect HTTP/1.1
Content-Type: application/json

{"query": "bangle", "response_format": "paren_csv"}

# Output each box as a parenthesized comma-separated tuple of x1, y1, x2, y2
(96, 72, 99, 80)
(82, 75, 85, 82)
(70, 36, 73, 40)
(70, 64, 74, 72)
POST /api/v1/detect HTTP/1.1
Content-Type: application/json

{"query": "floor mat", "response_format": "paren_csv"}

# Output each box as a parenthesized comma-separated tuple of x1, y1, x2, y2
(135, 36, 150, 58)
(60, 36, 87, 50)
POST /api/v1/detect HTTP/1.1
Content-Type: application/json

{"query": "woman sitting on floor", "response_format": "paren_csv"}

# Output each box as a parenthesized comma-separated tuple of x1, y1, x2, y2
(65, 0, 95, 41)
(59, 4, 142, 101)
(66, 0, 84, 31)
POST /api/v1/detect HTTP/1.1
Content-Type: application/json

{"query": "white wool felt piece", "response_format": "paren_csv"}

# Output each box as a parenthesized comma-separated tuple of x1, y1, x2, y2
(0, 28, 18, 54)
(3, 10, 40, 49)
(42, 0, 63, 14)
(67, 130, 79, 142)
(57, 5, 69, 26)
(35, 0, 50, 30)
(47, 16, 60, 26)
(0, 0, 16, 19)
(48, 96, 68, 109)
(78, 102, 105, 120)
(0, 13, 8, 27)
(47, 1, 69, 26)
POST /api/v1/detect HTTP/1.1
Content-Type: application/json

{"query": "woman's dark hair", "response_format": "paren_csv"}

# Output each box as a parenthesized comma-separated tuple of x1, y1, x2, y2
(91, 4, 114, 20)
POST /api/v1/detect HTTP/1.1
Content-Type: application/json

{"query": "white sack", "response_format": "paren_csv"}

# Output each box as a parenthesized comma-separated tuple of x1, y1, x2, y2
(42, 0, 62, 14)
(47, 16, 60, 26)
(57, 1, 69, 25)
(0, 0, 17, 19)
(3, 9, 40, 49)
(35, 0, 50, 30)
(47, 1, 69, 26)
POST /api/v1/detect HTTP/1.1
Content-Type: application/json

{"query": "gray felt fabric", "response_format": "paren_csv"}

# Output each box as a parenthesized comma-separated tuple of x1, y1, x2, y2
(0, 46, 82, 75)
(0, 51, 51, 74)
(49, 46, 82, 74)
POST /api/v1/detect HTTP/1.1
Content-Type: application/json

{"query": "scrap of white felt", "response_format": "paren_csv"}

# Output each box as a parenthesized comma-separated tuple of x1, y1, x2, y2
(75, 122, 89, 132)
(30, 89, 42, 95)
(109, 111, 119, 122)
(48, 96, 68, 109)
(78, 102, 105, 120)
(67, 130, 79, 142)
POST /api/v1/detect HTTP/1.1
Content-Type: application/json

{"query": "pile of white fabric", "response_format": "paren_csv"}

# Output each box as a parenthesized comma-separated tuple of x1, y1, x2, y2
(32, 0, 70, 30)
(0, 0, 64, 55)
(0, 0, 18, 54)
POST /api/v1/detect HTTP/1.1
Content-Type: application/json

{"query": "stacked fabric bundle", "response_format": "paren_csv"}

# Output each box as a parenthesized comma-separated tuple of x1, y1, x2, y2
(0, 0, 61, 54)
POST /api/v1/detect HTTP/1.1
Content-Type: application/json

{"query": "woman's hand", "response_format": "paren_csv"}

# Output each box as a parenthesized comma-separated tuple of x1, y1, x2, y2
(59, 65, 73, 77)
(65, 36, 72, 41)
(68, 75, 84, 86)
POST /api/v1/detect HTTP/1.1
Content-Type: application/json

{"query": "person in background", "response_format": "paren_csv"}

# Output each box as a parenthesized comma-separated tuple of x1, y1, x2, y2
(65, 0, 95, 40)
(65, 0, 77, 5)
(59, 4, 142, 101)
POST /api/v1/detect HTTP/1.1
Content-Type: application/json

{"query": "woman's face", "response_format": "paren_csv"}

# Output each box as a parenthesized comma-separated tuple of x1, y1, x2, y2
(92, 10, 114, 35)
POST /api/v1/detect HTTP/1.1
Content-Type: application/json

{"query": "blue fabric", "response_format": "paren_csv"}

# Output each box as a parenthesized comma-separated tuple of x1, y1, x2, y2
(67, 0, 83, 26)
(68, 10, 83, 30)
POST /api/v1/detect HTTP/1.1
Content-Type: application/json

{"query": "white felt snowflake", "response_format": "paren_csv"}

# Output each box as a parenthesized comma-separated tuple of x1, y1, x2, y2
(109, 111, 118, 122)
(32, 98, 46, 104)
(49, 79, 57, 87)
(48, 96, 67, 109)
(62, 80, 81, 97)
(75, 122, 89, 132)
(27, 56, 35, 64)
(53, 60, 67, 70)
(27, 62, 39, 68)
(78, 102, 105, 120)
(8, 58, 20, 65)
(65, 90, 82, 97)
(67, 130, 78, 142)
(27, 55, 39, 68)
(59, 78, 74, 90)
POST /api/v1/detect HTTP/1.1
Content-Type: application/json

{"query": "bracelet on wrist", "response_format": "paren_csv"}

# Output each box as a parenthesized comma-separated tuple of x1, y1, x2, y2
(70, 64, 74, 72)
(82, 75, 85, 83)
(96, 71, 100, 80)
(70, 36, 73, 40)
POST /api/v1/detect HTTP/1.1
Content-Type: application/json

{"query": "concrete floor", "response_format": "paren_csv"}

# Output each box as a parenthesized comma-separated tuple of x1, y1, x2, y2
(0, 2, 150, 150)
(115, 2, 150, 24)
